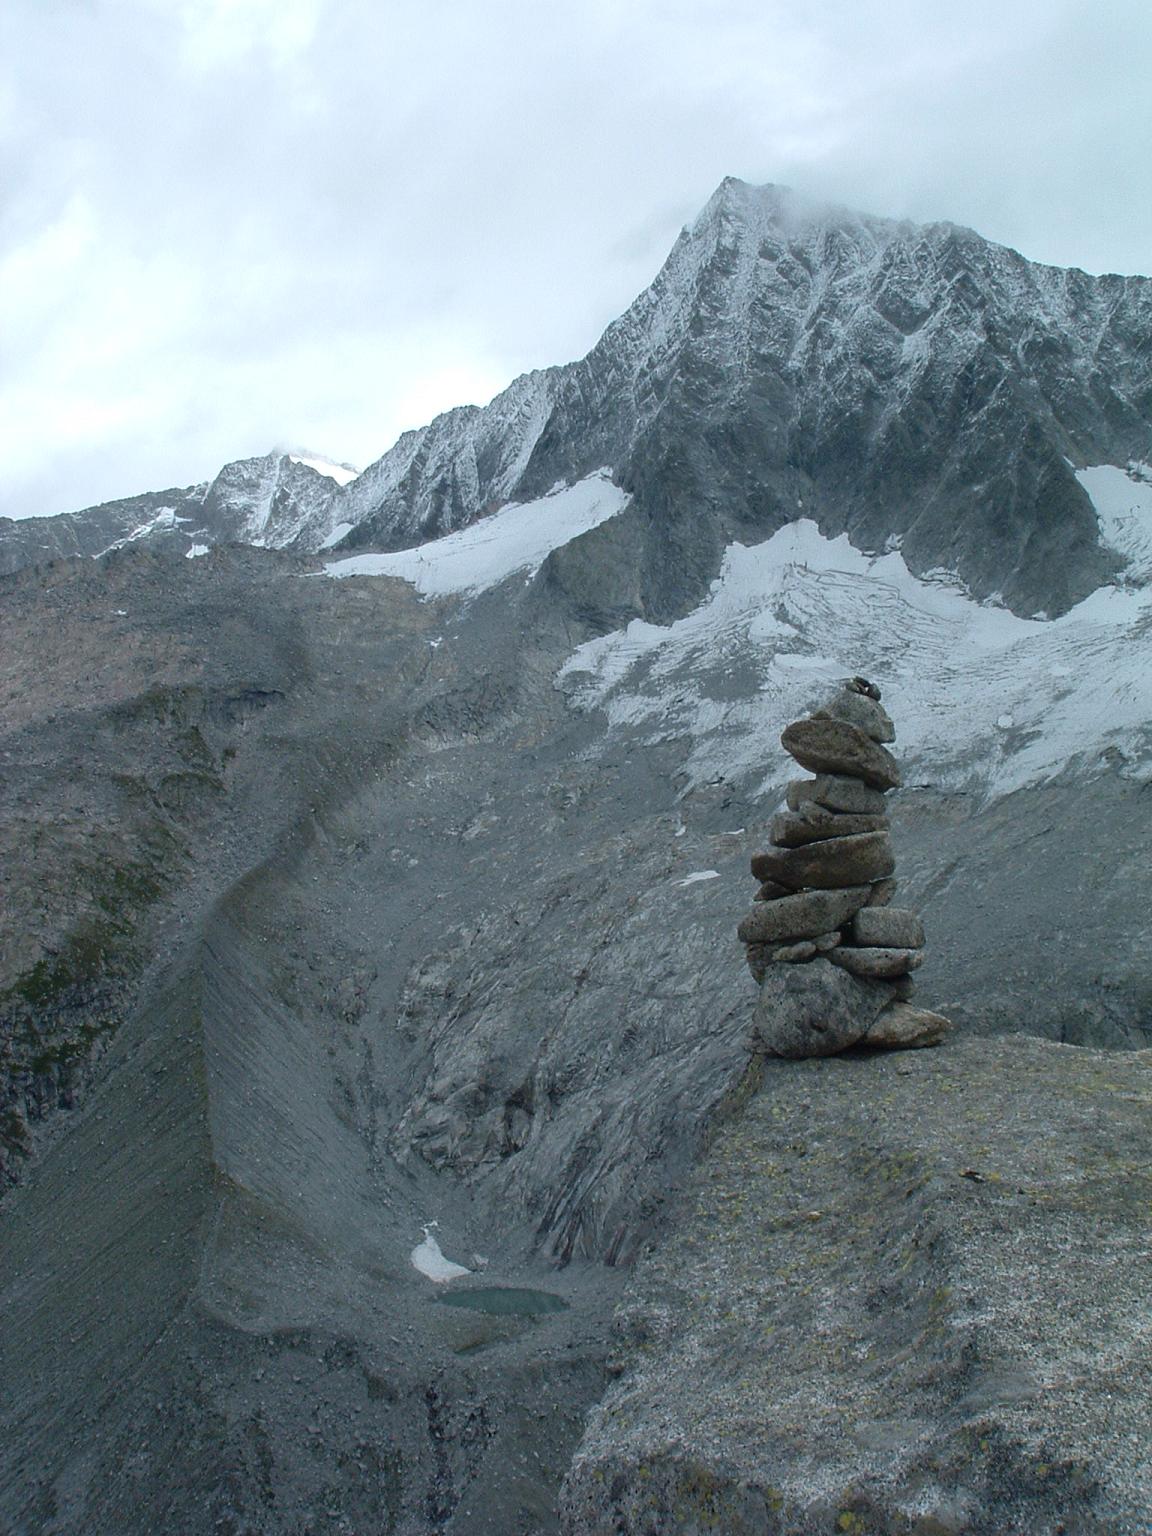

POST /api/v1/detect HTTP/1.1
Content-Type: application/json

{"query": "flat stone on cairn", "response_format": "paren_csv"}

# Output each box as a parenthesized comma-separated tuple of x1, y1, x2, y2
(780, 718, 901, 791)
(770, 803, 889, 847)
(785, 774, 888, 816)
(738, 677, 952, 1057)
(751, 830, 894, 890)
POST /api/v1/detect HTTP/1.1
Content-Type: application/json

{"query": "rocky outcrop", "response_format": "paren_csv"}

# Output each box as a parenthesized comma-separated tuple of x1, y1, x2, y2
(561, 1035, 1152, 1535)
(740, 680, 951, 1056)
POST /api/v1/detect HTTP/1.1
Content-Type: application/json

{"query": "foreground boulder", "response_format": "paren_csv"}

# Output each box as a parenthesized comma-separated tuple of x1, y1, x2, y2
(560, 1036, 1152, 1534)
(750, 960, 891, 1057)
(862, 1001, 952, 1048)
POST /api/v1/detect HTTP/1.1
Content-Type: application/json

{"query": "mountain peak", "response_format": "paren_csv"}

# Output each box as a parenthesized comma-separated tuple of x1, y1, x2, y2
(694, 177, 808, 234)
(693, 177, 877, 241)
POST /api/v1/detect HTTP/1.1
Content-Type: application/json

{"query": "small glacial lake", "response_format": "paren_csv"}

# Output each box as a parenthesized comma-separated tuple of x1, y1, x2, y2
(435, 1287, 570, 1316)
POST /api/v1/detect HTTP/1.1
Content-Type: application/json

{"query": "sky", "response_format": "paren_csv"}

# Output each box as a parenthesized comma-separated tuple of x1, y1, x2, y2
(2, 0, 1151, 521)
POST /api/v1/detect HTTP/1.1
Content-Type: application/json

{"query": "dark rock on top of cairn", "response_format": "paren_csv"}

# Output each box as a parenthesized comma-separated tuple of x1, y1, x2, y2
(738, 679, 952, 1057)
(811, 688, 895, 743)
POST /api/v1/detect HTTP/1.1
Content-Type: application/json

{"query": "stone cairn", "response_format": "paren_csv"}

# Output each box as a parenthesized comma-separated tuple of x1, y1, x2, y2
(737, 677, 952, 1057)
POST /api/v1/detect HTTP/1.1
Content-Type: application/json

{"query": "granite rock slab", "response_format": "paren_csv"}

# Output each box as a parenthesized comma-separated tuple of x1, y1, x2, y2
(852, 906, 925, 949)
(770, 805, 889, 848)
(863, 1001, 952, 1049)
(751, 831, 894, 891)
(786, 775, 889, 816)
(781, 718, 901, 791)
(737, 885, 873, 946)
(830, 945, 924, 979)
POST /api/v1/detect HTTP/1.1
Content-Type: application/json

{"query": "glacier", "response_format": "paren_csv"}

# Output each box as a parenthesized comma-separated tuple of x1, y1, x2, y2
(321, 470, 630, 596)
(559, 467, 1152, 802)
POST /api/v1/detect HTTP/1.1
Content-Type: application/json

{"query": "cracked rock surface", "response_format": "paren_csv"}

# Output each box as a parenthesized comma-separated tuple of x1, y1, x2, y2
(561, 1035, 1152, 1535)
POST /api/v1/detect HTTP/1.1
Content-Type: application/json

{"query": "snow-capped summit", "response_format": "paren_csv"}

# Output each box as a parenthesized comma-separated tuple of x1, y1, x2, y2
(302, 178, 1152, 620)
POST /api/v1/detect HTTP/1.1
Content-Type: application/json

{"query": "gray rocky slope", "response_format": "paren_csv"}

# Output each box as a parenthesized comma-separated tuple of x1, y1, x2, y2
(2, 182, 1152, 1534)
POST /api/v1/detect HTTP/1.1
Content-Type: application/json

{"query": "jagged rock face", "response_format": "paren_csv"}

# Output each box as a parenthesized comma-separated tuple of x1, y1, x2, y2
(196, 451, 356, 547)
(5, 181, 1151, 620)
(0, 483, 209, 573)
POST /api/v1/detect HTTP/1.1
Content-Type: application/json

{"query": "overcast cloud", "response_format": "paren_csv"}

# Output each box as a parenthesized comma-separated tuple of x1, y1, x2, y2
(3, 0, 1150, 519)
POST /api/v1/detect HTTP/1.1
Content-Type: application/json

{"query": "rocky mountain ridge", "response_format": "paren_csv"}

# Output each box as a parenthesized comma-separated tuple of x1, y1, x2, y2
(0, 449, 355, 574)
(5, 180, 1152, 620)
(330, 178, 1152, 623)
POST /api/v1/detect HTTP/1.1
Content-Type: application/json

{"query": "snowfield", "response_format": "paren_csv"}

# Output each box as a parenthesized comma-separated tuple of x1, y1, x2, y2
(322, 471, 629, 595)
(320, 457, 1152, 802)
(1075, 462, 1152, 583)
(560, 466, 1152, 801)
(410, 1224, 471, 1283)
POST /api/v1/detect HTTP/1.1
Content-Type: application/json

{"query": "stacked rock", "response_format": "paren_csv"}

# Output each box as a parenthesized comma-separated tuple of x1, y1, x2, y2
(737, 677, 951, 1057)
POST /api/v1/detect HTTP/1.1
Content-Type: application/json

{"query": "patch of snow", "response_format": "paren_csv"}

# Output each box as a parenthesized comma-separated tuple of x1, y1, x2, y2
(289, 453, 360, 486)
(185, 543, 210, 559)
(772, 652, 840, 673)
(318, 521, 354, 550)
(676, 870, 721, 887)
(559, 518, 1152, 801)
(1077, 463, 1152, 582)
(95, 506, 191, 557)
(322, 471, 629, 597)
(410, 1223, 471, 1283)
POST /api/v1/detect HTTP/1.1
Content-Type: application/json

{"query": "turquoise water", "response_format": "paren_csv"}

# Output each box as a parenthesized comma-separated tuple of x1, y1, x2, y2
(436, 1287, 570, 1316)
